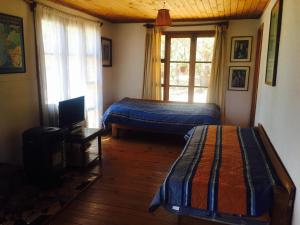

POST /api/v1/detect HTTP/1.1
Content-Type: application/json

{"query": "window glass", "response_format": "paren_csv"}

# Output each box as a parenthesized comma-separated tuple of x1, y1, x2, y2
(195, 63, 212, 87)
(170, 63, 189, 86)
(170, 38, 190, 61)
(161, 62, 165, 84)
(196, 37, 215, 62)
(194, 87, 208, 103)
(169, 87, 188, 102)
(161, 34, 214, 103)
(161, 35, 165, 60)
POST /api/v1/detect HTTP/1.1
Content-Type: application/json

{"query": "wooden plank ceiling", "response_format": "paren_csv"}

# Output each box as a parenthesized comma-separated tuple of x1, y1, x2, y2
(48, 0, 270, 22)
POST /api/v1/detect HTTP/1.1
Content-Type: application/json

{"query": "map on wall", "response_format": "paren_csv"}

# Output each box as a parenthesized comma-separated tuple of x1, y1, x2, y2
(0, 13, 26, 74)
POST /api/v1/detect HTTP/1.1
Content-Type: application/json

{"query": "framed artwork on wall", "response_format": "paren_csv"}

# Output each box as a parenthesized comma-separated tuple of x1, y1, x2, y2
(265, 0, 283, 86)
(230, 36, 252, 62)
(228, 66, 250, 91)
(0, 13, 26, 74)
(101, 37, 112, 67)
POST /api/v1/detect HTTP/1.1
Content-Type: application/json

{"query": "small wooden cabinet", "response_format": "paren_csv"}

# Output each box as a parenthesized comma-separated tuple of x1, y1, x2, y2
(66, 128, 103, 168)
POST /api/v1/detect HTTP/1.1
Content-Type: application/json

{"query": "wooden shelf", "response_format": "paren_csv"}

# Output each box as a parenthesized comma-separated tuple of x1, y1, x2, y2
(66, 128, 103, 168)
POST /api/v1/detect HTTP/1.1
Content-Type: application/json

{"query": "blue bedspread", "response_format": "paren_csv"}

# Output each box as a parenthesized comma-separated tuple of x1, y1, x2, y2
(149, 125, 279, 225)
(102, 98, 220, 135)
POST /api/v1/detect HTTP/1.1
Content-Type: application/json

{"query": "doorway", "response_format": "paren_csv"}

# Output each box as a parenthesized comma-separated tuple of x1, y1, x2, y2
(250, 24, 264, 127)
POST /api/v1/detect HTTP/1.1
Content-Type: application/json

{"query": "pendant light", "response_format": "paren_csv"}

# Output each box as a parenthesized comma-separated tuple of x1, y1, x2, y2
(155, 2, 171, 26)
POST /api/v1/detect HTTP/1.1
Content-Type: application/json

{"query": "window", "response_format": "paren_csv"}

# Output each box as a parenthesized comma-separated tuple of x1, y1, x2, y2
(39, 13, 102, 128)
(161, 32, 215, 103)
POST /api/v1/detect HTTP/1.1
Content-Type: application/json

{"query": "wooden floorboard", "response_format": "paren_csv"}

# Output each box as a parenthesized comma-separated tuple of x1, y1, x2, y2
(51, 132, 184, 225)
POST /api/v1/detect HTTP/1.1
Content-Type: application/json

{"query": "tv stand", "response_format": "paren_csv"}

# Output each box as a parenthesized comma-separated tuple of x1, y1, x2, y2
(70, 124, 82, 134)
(66, 128, 103, 168)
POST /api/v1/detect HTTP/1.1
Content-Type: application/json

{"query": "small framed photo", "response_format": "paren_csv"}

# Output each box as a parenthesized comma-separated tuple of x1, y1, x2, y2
(230, 36, 252, 62)
(101, 37, 112, 67)
(0, 13, 26, 74)
(228, 66, 250, 91)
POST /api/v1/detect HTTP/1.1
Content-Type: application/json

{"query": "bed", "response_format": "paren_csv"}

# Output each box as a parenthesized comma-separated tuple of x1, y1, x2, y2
(102, 98, 221, 136)
(149, 124, 295, 225)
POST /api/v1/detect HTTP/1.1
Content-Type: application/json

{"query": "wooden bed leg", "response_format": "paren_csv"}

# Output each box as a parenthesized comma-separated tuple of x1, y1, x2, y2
(111, 124, 119, 138)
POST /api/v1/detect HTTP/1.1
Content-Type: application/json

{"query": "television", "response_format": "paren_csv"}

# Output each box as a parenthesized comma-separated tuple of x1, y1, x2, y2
(58, 96, 85, 129)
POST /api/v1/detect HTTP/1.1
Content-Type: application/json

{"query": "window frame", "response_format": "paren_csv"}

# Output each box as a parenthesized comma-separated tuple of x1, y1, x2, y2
(161, 31, 215, 103)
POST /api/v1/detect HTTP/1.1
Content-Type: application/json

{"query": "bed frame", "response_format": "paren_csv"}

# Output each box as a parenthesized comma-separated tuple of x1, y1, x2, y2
(178, 124, 296, 225)
(112, 124, 132, 138)
(113, 123, 295, 225)
(112, 123, 145, 138)
(111, 123, 183, 138)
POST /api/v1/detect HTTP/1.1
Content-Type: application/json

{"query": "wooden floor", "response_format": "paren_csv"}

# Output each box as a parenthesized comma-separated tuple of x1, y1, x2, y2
(52, 132, 184, 225)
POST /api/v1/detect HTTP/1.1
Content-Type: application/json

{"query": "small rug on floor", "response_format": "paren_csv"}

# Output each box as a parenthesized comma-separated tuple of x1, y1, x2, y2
(0, 171, 100, 225)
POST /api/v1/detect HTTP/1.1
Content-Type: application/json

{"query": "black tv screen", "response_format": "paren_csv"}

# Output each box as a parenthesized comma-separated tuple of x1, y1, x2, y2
(58, 96, 85, 128)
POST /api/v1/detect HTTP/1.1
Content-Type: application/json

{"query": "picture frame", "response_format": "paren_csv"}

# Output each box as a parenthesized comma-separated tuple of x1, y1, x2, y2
(101, 37, 112, 67)
(0, 13, 26, 74)
(265, 0, 283, 86)
(228, 66, 250, 91)
(230, 36, 252, 62)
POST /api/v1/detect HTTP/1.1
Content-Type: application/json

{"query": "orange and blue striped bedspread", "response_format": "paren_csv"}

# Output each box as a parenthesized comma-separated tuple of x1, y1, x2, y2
(149, 125, 278, 224)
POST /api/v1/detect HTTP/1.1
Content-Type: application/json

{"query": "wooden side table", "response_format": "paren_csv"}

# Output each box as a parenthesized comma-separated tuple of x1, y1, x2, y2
(66, 128, 103, 168)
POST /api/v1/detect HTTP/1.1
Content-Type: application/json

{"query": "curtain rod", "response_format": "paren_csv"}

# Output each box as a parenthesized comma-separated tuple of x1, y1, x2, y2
(144, 21, 228, 28)
(23, 0, 103, 26)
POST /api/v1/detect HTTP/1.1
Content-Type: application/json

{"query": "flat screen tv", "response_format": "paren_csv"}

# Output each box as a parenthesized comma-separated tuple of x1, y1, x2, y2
(58, 96, 85, 129)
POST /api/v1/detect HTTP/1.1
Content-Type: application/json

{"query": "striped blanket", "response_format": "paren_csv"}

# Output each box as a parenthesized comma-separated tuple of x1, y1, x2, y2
(149, 125, 278, 224)
(102, 98, 220, 135)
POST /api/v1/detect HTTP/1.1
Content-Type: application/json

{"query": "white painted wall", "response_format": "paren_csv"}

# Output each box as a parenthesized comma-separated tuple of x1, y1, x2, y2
(112, 23, 146, 101)
(111, 21, 259, 127)
(0, 0, 40, 164)
(255, 0, 300, 224)
(225, 20, 259, 127)
(101, 24, 115, 110)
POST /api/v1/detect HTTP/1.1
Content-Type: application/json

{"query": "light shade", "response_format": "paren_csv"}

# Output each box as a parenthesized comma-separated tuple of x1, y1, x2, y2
(155, 9, 171, 26)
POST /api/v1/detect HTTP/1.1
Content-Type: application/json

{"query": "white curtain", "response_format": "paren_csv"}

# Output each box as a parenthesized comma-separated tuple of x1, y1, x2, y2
(207, 25, 227, 122)
(142, 27, 161, 100)
(35, 4, 103, 128)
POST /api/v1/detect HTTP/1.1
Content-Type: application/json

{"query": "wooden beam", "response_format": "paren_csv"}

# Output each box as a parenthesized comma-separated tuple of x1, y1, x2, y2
(144, 21, 228, 29)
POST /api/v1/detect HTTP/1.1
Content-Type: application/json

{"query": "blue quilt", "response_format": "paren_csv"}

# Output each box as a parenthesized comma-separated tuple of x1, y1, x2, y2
(102, 98, 220, 135)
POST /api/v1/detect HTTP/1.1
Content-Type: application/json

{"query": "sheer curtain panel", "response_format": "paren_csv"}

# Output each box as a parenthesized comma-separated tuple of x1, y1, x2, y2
(35, 4, 103, 128)
(142, 27, 161, 100)
(207, 25, 227, 122)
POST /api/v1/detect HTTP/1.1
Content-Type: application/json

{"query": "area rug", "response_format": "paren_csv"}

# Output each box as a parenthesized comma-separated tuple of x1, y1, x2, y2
(0, 171, 100, 225)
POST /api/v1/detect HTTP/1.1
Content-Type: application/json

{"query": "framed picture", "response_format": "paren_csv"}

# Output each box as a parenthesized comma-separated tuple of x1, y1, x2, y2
(0, 13, 26, 74)
(230, 36, 252, 62)
(228, 66, 250, 91)
(265, 0, 283, 86)
(101, 37, 112, 67)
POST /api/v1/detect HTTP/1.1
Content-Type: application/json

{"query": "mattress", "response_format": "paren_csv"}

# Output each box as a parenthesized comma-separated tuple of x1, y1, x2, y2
(102, 98, 220, 135)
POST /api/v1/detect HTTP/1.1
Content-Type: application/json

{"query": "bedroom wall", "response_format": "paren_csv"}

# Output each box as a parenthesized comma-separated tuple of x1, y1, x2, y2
(255, 0, 300, 224)
(225, 20, 259, 127)
(101, 24, 115, 111)
(111, 20, 258, 127)
(0, 0, 40, 164)
(112, 23, 146, 101)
